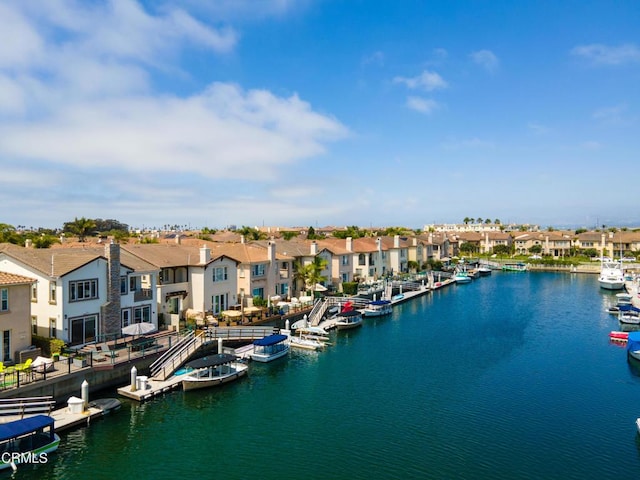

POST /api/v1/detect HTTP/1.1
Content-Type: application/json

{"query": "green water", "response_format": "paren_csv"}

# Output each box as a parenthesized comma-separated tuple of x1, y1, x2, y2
(14, 273, 640, 479)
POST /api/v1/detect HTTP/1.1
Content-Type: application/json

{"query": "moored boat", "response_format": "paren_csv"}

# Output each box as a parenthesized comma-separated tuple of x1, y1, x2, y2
(289, 334, 326, 351)
(362, 299, 392, 317)
(454, 271, 472, 283)
(502, 263, 528, 272)
(609, 331, 629, 341)
(334, 310, 363, 330)
(250, 334, 290, 363)
(182, 353, 248, 391)
(478, 265, 492, 276)
(0, 415, 60, 471)
(598, 260, 625, 290)
(627, 331, 640, 362)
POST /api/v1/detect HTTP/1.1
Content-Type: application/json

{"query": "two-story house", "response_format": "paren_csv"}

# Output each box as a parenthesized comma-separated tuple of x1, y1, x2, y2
(0, 271, 35, 362)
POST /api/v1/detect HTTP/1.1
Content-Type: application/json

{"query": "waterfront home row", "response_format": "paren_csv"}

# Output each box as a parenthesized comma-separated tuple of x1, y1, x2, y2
(0, 233, 449, 349)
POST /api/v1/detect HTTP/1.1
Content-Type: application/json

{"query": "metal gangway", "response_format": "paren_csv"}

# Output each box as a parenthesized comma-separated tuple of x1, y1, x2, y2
(309, 296, 369, 326)
(150, 330, 207, 381)
(0, 396, 56, 419)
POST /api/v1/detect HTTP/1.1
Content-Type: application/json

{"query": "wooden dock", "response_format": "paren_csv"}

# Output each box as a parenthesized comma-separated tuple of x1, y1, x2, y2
(117, 372, 188, 402)
(50, 405, 105, 432)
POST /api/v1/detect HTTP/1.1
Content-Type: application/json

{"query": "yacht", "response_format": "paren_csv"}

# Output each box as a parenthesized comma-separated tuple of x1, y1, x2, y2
(598, 259, 625, 290)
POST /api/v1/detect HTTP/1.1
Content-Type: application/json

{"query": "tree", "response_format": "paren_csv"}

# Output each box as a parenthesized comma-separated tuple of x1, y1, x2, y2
(485, 218, 491, 224)
(0, 224, 20, 244)
(281, 231, 299, 240)
(494, 219, 501, 225)
(463, 217, 471, 224)
(528, 244, 543, 254)
(493, 244, 511, 256)
(63, 217, 97, 242)
(476, 217, 483, 223)
(459, 242, 477, 254)
(238, 226, 266, 241)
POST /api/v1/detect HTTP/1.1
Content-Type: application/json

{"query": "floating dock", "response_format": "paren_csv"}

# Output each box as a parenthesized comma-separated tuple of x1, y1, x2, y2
(117, 372, 188, 402)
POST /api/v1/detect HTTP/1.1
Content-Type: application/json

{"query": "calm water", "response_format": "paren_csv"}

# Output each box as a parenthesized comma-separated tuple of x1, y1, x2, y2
(15, 273, 640, 479)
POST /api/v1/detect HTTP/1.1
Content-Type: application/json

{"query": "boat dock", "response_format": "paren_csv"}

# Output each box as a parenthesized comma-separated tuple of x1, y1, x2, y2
(117, 372, 189, 402)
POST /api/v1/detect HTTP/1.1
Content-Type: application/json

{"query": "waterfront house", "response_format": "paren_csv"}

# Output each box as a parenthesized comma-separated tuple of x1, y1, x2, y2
(123, 244, 239, 327)
(0, 242, 158, 346)
(0, 271, 35, 363)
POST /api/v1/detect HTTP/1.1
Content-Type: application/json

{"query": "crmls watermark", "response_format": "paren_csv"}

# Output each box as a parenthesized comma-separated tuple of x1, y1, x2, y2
(1, 451, 48, 465)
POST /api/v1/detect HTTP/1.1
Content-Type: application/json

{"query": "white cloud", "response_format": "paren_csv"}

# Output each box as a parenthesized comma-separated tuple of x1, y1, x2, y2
(571, 43, 640, 65)
(592, 104, 630, 125)
(393, 70, 448, 91)
(470, 49, 499, 72)
(406, 96, 439, 114)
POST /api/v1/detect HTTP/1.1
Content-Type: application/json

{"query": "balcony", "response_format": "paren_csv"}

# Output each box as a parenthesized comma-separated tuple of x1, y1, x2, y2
(134, 288, 153, 302)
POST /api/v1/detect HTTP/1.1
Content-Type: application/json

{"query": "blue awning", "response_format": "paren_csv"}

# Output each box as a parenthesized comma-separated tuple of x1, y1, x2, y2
(254, 334, 288, 346)
(0, 415, 54, 443)
(369, 300, 391, 306)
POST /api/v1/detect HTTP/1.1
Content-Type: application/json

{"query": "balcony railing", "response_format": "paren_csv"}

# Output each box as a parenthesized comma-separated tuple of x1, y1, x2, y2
(134, 288, 153, 302)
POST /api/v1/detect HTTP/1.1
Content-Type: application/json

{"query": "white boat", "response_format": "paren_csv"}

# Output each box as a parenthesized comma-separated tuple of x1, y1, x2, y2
(181, 353, 248, 391)
(289, 334, 326, 351)
(616, 292, 633, 305)
(478, 265, 492, 276)
(0, 415, 60, 471)
(334, 310, 363, 330)
(454, 271, 472, 283)
(362, 299, 392, 317)
(636, 417, 640, 435)
(627, 332, 640, 362)
(598, 259, 625, 290)
(250, 334, 290, 362)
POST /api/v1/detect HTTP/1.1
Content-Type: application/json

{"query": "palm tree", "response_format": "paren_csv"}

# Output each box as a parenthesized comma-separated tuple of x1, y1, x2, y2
(66, 217, 97, 242)
(305, 256, 328, 296)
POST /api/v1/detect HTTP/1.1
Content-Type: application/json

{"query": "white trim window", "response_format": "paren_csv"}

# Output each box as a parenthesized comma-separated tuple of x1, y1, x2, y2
(133, 305, 151, 323)
(49, 281, 57, 304)
(212, 293, 228, 315)
(213, 267, 228, 282)
(69, 279, 98, 302)
(251, 264, 265, 277)
(0, 289, 7, 312)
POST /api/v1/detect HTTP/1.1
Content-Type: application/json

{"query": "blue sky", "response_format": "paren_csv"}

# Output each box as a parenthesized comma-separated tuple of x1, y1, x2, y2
(1, 0, 639, 231)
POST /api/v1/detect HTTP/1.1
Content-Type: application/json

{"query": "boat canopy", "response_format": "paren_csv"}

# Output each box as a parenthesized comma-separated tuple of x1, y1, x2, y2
(185, 354, 238, 369)
(627, 332, 640, 352)
(620, 305, 640, 313)
(253, 334, 288, 346)
(368, 300, 391, 306)
(338, 310, 361, 318)
(0, 415, 54, 443)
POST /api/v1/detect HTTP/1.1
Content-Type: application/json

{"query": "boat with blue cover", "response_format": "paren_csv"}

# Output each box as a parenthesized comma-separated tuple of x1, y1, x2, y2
(0, 415, 60, 471)
(250, 334, 289, 363)
(362, 299, 392, 317)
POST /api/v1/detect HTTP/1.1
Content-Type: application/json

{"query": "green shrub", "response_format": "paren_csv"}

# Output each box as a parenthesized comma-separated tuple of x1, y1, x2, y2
(342, 282, 358, 295)
(32, 335, 66, 356)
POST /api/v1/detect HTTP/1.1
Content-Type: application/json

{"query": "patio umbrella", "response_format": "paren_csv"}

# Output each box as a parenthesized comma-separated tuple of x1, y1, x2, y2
(313, 283, 328, 292)
(122, 322, 157, 336)
(221, 310, 242, 318)
(244, 306, 262, 316)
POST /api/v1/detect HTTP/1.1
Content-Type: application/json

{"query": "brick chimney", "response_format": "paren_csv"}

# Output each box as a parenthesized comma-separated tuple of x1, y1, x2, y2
(101, 241, 121, 337)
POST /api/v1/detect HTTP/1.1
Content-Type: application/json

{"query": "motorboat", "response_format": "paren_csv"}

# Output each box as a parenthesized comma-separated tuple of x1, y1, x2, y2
(182, 353, 248, 391)
(502, 263, 528, 272)
(616, 292, 633, 305)
(618, 311, 640, 325)
(598, 260, 625, 290)
(477, 265, 492, 276)
(289, 334, 326, 351)
(334, 310, 363, 330)
(454, 270, 472, 283)
(362, 299, 392, 317)
(0, 415, 60, 471)
(250, 334, 290, 363)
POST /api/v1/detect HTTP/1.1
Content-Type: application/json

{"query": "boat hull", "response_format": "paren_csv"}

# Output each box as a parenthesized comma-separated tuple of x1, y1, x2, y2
(182, 367, 247, 391)
(250, 347, 289, 363)
(0, 434, 60, 470)
(599, 280, 625, 290)
(335, 320, 363, 330)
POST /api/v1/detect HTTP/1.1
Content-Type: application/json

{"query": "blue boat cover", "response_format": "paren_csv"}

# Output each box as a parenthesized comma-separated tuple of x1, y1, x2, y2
(619, 304, 640, 312)
(369, 300, 391, 306)
(253, 334, 288, 346)
(0, 415, 54, 442)
(627, 332, 640, 352)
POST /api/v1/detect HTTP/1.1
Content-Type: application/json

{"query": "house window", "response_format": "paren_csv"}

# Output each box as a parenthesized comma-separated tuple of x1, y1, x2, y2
(342, 273, 349, 282)
(120, 276, 128, 294)
(31, 316, 38, 335)
(49, 281, 57, 304)
(70, 315, 96, 345)
(133, 305, 151, 323)
(212, 293, 228, 314)
(280, 283, 289, 296)
(31, 283, 37, 302)
(69, 279, 98, 301)
(2, 331, 10, 362)
(121, 309, 131, 328)
(341, 255, 349, 266)
(50, 318, 57, 339)
(167, 297, 179, 315)
(252, 287, 264, 299)
(252, 264, 265, 277)
(213, 267, 228, 282)
(0, 289, 7, 312)
(358, 254, 366, 266)
(129, 276, 138, 292)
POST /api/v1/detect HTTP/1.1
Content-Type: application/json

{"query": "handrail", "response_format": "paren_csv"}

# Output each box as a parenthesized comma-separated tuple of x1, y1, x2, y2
(151, 331, 205, 381)
(149, 331, 194, 373)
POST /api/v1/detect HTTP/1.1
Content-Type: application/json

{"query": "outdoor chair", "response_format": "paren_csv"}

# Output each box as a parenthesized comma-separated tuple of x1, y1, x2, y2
(16, 358, 33, 381)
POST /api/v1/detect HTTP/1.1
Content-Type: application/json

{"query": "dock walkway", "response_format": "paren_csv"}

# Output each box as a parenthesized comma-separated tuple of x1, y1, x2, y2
(117, 372, 189, 402)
